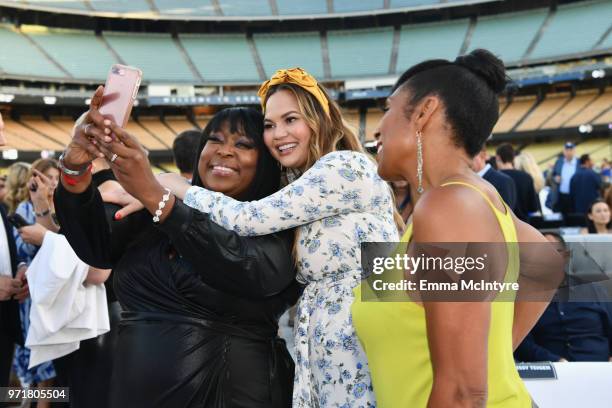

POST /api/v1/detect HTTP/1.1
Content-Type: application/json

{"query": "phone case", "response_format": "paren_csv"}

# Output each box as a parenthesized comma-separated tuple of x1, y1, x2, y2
(8, 214, 30, 229)
(99, 64, 143, 128)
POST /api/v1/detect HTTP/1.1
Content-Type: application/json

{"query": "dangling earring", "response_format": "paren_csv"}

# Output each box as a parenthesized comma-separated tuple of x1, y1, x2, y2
(416, 130, 424, 194)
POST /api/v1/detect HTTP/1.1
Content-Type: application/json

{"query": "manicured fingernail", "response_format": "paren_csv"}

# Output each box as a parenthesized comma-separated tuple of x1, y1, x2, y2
(92, 139, 96, 145)
(104, 128, 111, 134)
(114, 212, 122, 220)
(104, 136, 112, 143)
(104, 120, 111, 126)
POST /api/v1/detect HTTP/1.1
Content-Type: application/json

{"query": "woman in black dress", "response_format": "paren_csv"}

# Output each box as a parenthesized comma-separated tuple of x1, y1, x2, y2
(54, 96, 299, 407)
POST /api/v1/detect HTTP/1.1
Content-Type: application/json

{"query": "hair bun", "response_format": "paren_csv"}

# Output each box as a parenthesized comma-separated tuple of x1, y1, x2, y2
(455, 49, 506, 94)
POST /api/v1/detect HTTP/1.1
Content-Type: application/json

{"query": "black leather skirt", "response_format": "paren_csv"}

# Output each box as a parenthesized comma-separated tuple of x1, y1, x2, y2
(109, 311, 294, 408)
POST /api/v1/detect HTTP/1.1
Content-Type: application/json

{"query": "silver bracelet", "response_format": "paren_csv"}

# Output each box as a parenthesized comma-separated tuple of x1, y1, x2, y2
(153, 188, 172, 223)
(59, 153, 91, 177)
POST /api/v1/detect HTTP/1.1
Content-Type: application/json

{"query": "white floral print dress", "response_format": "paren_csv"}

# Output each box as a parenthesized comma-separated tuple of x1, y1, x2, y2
(184, 150, 399, 407)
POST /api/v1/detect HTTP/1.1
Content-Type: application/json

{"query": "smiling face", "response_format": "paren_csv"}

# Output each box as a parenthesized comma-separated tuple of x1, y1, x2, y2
(198, 121, 259, 198)
(263, 89, 312, 170)
(375, 89, 418, 182)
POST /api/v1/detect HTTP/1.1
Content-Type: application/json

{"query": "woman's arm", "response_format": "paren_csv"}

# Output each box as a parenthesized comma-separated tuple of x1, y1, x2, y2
(156, 199, 296, 298)
(180, 151, 382, 236)
(84, 267, 112, 286)
(412, 186, 505, 408)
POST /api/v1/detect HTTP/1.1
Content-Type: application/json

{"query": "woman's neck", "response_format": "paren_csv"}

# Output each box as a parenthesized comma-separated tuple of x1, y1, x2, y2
(595, 223, 609, 234)
(405, 147, 474, 205)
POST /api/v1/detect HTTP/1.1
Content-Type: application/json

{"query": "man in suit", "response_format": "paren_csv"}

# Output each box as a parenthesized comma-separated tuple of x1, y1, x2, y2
(472, 147, 517, 210)
(551, 142, 579, 215)
(496, 143, 540, 222)
(570, 154, 602, 215)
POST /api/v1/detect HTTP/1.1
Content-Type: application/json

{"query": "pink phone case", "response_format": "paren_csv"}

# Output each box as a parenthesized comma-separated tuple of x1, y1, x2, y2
(99, 64, 142, 128)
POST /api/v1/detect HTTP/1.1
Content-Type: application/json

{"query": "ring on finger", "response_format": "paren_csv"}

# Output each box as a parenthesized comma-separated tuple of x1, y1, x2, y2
(84, 123, 92, 136)
(110, 153, 118, 163)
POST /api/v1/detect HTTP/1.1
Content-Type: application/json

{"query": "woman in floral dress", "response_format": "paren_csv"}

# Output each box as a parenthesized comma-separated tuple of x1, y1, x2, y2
(163, 69, 399, 407)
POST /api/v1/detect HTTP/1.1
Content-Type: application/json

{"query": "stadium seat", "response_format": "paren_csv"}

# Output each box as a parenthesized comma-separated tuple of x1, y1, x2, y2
(397, 19, 469, 71)
(565, 88, 612, 127)
(25, 26, 117, 80)
(21, 1, 90, 11)
(104, 32, 197, 83)
(469, 9, 548, 64)
(3, 119, 64, 150)
(180, 34, 260, 82)
(164, 117, 200, 134)
(540, 90, 599, 129)
(0, 24, 66, 78)
(219, 0, 271, 16)
(89, 0, 152, 13)
(137, 117, 175, 148)
(334, 0, 384, 13)
(530, 0, 612, 60)
(154, 0, 217, 16)
(254, 32, 324, 79)
(328, 27, 394, 77)
(21, 117, 72, 146)
(342, 109, 361, 139)
(516, 93, 571, 132)
(493, 96, 537, 134)
(391, 0, 440, 7)
(124, 120, 168, 151)
(276, 0, 327, 15)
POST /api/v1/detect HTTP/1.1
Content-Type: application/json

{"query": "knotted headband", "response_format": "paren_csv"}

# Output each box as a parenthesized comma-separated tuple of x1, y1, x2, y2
(257, 67, 330, 116)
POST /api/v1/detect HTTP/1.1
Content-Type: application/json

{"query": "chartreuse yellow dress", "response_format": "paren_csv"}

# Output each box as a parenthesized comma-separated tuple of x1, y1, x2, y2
(352, 181, 532, 407)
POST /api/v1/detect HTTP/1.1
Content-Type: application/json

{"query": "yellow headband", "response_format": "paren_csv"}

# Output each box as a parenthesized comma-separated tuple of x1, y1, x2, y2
(257, 67, 330, 116)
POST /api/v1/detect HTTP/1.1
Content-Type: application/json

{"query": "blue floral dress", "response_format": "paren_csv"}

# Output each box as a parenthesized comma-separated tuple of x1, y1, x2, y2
(184, 151, 399, 407)
(12, 201, 56, 386)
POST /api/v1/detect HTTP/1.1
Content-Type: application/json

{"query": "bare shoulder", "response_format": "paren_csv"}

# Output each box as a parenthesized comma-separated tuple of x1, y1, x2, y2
(412, 183, 500, 242)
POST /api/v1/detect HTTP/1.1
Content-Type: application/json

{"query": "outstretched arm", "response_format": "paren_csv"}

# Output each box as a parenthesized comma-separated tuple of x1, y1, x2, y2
(177, 151, 383, 236)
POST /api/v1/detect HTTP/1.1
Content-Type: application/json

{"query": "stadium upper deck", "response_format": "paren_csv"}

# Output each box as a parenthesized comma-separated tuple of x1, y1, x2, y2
(0, 0, 609, 84)
(0, 0, 496, 20)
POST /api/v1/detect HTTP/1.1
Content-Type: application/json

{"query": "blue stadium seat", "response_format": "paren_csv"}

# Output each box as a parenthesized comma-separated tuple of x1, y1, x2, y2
(104, 32, 197, 82)
(328, 27, 393, 77)
(397, 19, 469, 70)
(89, 0, 152, 13)
(180, 34, 260, 82)
(530, 0, 612, 60)
(334, 0, 384, 13)
(469, 9, 548, 64)
(219, 0, 271, 16)
(276, 0, 327, 15)
(254, 32, 324, 78)
(27, 27, 117, 80)
(19, 0, 90, 10)
(0, 24, 66, 78)
(154, 0, 217, 16)
(391, 0, 440, 7)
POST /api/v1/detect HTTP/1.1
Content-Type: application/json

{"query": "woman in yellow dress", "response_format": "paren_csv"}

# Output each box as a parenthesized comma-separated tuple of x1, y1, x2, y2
(352, 49, 561, 407)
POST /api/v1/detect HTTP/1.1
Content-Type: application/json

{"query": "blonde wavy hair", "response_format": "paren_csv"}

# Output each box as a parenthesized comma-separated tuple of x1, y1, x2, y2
(4, 162, 31, 213)
(514, 152, 545, 193)
(264, 82, 405, 237)
(264, 83, 363, 172)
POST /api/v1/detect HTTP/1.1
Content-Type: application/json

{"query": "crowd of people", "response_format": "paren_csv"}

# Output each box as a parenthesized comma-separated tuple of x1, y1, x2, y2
(0, 47, 609, 408)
